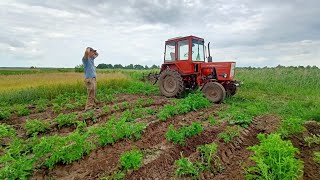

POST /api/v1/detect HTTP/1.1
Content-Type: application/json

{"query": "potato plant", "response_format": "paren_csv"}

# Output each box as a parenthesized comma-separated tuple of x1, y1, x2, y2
(25, 119, 50, 136)
(166, 122, 203, 145)
(218, 126, 241, 143)
(54, 112, 78, 128)
(246, 133, 303, 180)
(304, 134, 320, 147)
(119, 149, 143, 171)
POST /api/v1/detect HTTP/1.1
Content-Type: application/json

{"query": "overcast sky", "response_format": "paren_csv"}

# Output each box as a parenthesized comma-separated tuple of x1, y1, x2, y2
(0, 0, 319, 67)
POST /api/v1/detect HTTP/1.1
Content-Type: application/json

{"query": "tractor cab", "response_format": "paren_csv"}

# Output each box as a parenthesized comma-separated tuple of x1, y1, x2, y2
(152, 35, 239, 103)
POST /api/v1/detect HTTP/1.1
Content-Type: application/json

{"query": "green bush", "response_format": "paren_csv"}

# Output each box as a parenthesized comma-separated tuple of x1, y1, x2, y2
(166, 122, 203, 145)
(25, 119, 50, 136)
(119, 149, 143, 171)
(54, 112, 78, 128)
(246, 133, 304, 180)
(218, 126, 241, 143)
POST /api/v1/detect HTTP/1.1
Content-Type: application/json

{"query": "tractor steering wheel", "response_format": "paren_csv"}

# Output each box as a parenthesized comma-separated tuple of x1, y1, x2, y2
(184, 51, 194, 57)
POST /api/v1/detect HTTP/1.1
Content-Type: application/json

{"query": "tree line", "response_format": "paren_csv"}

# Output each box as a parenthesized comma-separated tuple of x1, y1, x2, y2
(96, 63, 160, 70)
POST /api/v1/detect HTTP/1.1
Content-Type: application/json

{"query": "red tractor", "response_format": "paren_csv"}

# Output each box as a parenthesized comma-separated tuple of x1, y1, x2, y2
(149, 35, 239, 103)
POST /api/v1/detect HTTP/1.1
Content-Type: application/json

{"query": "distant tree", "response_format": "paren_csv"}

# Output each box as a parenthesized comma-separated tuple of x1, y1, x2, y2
(144, 65, 149, 69)
(114, 64, 124, 69)
(30, 66, 36, 69)
(134, 64, 144, 69)
(151, 64, 159, 69)
(75, 64, 84, 72)
(97, 63, 107, 69)
(125, 64, 134, 69)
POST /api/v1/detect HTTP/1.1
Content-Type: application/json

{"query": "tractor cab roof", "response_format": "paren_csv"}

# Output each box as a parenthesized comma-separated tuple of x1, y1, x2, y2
(166, 35, 204, 43)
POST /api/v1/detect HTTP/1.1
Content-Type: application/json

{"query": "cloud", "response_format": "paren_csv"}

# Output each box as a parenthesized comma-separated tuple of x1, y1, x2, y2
(0, 0, 319, 67)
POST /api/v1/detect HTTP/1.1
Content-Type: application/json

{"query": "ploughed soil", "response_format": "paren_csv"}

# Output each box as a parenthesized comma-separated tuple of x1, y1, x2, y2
(31, 103, 284, 180)
(289, 121, 320, 180)
(127, 115, 280, 180)
(6, 94, 169, 139)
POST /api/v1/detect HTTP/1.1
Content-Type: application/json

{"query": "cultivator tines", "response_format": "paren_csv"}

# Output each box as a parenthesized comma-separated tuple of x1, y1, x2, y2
(142, 73, 160, 85)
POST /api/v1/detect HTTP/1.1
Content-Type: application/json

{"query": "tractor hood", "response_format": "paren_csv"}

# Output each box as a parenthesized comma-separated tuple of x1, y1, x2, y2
(201, 62, 236, 81)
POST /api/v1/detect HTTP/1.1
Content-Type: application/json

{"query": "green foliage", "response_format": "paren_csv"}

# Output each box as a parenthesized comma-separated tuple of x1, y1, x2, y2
(175, 155, 202, 179)
(113, 104, 121, 111)
(166, 122, 203, 145)
(119, 149, 143, 171)
(218, 126, 241, 143)
(314, 152, 320, 165)
(35, 99, 48, 113)
(0, 109, 11, 120)
(102, 105, 110, 114)
(157, 93, 210, 121)
(278, 117, 305, 137)
(75, 64, 84, 72)
(25, 119, 50, 136)
(228, 114, 252, 128)
(0, 138, 35, 179)
(304, 134, 320, 147)
(0, 123, 15, 138)
(15, 105, 30, 117)
(33, 132, 95, 169)
(54, 112, 78, 128)
(89, 118, 146, 146)
(101, 171, 125, 180)
(197, 143, 217, 168)
(246, 133, 304, 180)
(76, 121, 87, 133)
(208, 116, 217, 125)
(82, 110, 97, 121)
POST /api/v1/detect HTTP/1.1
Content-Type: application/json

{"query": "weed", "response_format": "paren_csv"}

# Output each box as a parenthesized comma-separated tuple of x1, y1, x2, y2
(304, 134, 320, 147)
(25, 119, 50, 136)
(121, 102, 130, 109)
(208, 115, 217, 125)
(54, 112, 78, 128)
(113, 104, 121, 111)
(119, 149, 143, 171)
(166, 122, 203, 145)
(218, 126, 241, 143)
(278, 117, 305, 137)
(101, 171, 125, 180)
(246, 133, 303, 180)
(102, 105, 110, 114)
(175, 153, 202, 179)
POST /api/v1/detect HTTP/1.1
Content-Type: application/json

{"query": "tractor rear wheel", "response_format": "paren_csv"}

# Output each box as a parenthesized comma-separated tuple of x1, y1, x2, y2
(159, 69, 184, 97)
(202, 82, 226, 103)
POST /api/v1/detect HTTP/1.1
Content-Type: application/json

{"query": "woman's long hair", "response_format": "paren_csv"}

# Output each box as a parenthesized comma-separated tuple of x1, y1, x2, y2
(83, 48, 89, 60)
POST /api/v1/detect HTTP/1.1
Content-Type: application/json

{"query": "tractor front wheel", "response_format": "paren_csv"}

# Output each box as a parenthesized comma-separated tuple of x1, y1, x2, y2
(159, 69, 184, 97)
(202, 82, 226, 103)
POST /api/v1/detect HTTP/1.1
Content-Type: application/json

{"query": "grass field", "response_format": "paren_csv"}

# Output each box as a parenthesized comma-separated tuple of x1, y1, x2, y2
(0, 67, 319, 179)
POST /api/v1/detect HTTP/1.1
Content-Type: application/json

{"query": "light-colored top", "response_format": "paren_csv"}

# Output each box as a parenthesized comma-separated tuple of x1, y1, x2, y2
(82, 56, 96, 79)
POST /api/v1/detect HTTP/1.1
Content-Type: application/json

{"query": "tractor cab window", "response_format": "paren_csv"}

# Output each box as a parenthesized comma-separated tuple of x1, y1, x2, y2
(178, 40, 189, 60)
(192, 39, 205, 61)
(165, 42, 176, 61)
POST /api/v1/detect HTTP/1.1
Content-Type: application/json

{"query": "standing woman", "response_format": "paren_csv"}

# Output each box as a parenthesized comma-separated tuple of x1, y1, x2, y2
(83, 47, 99, 110)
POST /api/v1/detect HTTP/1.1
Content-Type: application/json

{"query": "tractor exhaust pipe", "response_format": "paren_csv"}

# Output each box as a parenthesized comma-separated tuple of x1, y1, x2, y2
(207, 42, 212, 62)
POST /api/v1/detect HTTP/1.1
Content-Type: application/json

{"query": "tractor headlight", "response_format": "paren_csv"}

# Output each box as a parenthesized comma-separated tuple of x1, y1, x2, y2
(230, 63, 236, 77)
